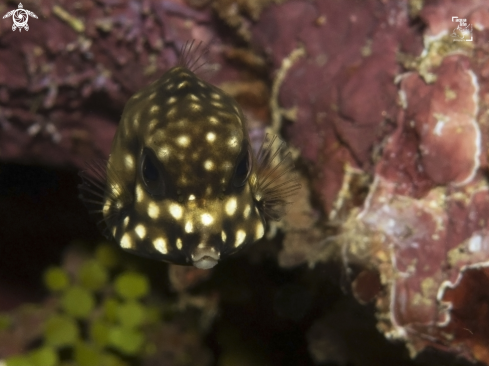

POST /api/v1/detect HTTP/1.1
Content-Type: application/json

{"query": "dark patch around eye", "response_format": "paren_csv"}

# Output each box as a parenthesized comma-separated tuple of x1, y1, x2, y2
(233, 147, 252, 187)
(140, 148, 165, 198)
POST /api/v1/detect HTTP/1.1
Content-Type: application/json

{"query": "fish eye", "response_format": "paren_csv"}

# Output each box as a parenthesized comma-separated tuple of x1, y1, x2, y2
(140, 148, 165, 197)
(233, 147, 252, 187)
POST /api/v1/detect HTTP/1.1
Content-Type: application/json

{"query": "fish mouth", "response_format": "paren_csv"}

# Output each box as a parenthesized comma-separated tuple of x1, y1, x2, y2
(191, 247, 220, 270)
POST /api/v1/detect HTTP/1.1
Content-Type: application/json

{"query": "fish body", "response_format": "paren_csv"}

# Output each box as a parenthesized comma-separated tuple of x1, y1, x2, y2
(80, 46, 300, 269)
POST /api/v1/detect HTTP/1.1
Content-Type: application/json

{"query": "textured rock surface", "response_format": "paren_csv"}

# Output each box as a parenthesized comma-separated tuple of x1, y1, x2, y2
(251, 0, 489, 363)
(253, 0, 422, 214)
(0, 0, 236, 168)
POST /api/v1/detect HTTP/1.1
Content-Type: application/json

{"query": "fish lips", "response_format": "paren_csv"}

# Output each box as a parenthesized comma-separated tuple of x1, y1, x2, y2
(191, 246, 220, 269)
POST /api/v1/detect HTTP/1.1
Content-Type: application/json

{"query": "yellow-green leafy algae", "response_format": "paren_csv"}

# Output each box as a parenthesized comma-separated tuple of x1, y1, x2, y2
(114, 272, 149, 300)
(43, 267, 70, 292)
(44, 315, 79, 347)
(78, 260, 108, 291)
(0, 242, 213, 366)
(61, 286, 95, 319)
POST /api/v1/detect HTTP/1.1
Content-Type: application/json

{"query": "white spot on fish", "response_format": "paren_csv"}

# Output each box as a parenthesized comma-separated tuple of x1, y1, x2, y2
(178, 81, 189, 89)
(177, 135, 190, 147)
(124, 154, 134, 169)
(204, 160, 214, 170)
(206, 132, 216, 143)
(157, 146, 170, 161)
(228, 136, 239, 149)
(256, 223, 265, 240)
(136, 185, 144, 202)
(169, 203, 183, 220)
(149, 118, 158, 130)
(185, 220, 194, 233)
(176, 238, 183, 250)
(190, 103, 202, 112)
(211, 101, 223, 108)
(103, 200, 111, 216)
(135, 224, 146, 239)
(147, 202, 160, 219)
(235, 230, 246, 247)
(243, 205, 251, 218)
(111, 183, 122, 197)
(201, 213, 214, 226)
(225, 197, 237, 216)
(120, 233, 132, 249)
(154, 237, 168, 254)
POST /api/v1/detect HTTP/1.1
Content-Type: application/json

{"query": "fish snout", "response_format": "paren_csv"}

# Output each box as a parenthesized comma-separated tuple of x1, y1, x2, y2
(191, 246, 220, 269)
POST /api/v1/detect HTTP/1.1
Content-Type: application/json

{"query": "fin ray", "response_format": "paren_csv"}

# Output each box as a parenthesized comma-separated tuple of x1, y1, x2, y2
(253, 134, 301, 221)
(178, 39, 210, 74)
(78, 159, 124, 240)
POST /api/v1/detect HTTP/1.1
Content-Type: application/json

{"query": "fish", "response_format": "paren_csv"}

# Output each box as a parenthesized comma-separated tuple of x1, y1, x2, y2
(78, 41, 300, 270)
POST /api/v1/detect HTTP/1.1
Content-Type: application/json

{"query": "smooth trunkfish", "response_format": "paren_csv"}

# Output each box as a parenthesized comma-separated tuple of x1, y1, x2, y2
(79, 41, 300, 269)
